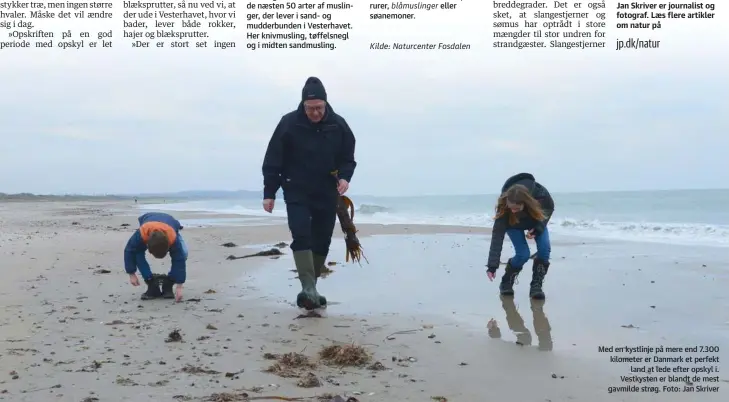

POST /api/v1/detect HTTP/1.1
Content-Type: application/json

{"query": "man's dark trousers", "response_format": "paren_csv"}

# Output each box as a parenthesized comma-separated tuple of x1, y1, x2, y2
(286, 193, 338, 256)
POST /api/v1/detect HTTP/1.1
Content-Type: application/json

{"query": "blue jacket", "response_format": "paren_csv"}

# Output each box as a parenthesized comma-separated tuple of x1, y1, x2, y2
(123, 212, 187, 283)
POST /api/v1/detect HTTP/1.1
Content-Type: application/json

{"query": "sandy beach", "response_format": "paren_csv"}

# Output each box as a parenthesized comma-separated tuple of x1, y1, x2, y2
(0, 201, 727, 401)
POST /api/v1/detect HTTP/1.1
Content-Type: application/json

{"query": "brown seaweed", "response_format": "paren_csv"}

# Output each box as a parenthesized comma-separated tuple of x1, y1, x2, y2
(336, 196, 368, 265)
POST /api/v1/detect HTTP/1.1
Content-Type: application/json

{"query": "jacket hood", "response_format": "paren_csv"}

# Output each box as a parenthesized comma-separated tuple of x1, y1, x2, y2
(501, 173, 536, 193)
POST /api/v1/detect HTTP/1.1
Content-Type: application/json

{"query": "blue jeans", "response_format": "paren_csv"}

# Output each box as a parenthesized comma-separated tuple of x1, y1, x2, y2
(506, 227, 551, 269)
(137, 234, 188, 280)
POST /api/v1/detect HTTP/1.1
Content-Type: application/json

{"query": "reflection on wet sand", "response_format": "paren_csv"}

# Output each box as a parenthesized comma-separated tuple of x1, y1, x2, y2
(487, 296, 553, 351)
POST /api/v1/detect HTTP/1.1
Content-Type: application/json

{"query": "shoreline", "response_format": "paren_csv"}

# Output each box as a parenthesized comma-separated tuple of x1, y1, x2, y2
(0, 200, 726, 401)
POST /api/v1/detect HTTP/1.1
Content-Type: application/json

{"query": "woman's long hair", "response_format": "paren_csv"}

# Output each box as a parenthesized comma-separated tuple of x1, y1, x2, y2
(494, 184, 545, 226)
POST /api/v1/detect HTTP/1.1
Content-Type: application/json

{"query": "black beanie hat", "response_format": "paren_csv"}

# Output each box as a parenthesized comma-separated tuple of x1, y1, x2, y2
(301, 77, 327, 102)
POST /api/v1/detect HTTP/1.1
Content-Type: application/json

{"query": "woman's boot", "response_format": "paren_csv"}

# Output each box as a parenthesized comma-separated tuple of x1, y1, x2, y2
(529, 259, 550, 300)
(499, 259, 521, 296)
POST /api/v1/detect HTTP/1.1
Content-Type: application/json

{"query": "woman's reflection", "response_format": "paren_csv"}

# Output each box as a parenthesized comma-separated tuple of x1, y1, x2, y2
(487, 295, 553, 351)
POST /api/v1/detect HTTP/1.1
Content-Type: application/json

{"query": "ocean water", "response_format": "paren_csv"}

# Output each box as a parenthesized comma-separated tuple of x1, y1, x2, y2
(142, 189, 729, 247)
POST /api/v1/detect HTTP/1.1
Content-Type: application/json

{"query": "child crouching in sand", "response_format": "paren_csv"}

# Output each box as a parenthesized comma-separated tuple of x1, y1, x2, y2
(486, 173, 554, 300)
(124, 212, 188, 301)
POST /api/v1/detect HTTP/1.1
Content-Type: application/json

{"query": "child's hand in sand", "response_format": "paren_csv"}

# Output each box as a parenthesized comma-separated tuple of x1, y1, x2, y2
(487, 271, 495, 281)
(129, 274, 140, 286)
(175, 284, 183, 302)
(526, 229, 535, 239)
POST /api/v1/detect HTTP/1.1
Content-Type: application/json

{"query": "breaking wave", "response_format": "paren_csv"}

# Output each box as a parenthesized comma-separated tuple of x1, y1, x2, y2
(141, 195, 729, 248)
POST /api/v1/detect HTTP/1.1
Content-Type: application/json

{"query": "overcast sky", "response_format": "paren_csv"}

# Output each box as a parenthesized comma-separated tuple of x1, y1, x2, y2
(1, 4, 727, 196)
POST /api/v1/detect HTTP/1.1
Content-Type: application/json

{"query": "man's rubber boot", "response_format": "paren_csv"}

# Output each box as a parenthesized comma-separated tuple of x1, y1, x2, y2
(530, 259, 550, 300)
(141, 278, 163, 300)
(312, 253, 328, 307)
(294, 250, 322, 310)
(161, 276, 175, 299)
(499, 260, 521, 296)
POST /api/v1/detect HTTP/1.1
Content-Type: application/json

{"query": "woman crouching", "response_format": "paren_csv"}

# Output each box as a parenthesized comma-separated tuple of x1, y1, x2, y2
(486, 173, 555, 300)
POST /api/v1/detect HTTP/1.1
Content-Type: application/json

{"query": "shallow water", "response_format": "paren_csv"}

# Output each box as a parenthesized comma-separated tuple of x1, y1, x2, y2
(179, 216, 283, 227)
(244, 233, 729, 364)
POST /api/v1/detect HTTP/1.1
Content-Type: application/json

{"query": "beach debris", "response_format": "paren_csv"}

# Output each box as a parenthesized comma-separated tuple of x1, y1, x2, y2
(93, 269, 111, 274)
(320, 264, 334, 278)
(104, 320, 128, 326)
(201, 390, 324, 401)
(367, 361, 387, 371)
(20, 384, 62, 393)
(327, 261, 337, 266)
(392, 355, 417, 367)
(165, 329, 183, 343)
(206, 324, 218, 330)
(76, 360, 105, 372)
(115, 376, 138, 386)
(120, 223, 130, 227)
(204, 289, 217, 294)
(226, 248, 284, 260)
(551, 373, 565, 379)
(458, 362, 468, 366)
(263, 352, 316, 378)
(221, 242, 238, 247)
(620, 324, 638, 329)
(384, 328, 420, 341)
(432, 397, 449, 402)
(295, 311, 323, 319)
(336, 196, 369, 265)
(9, 370, 18, 379)
(320, 396, 359, 402)
(319, 343, 372, 367)
(179, 364, 220, 375)
(81, 397, 100, 402)
(224, 369, 244, 379)
(274, 242, 288, 248)
(296, 372, 321, 388)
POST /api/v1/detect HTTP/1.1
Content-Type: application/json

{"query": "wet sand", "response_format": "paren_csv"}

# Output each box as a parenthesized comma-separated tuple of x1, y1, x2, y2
(0, 201, 727, 401)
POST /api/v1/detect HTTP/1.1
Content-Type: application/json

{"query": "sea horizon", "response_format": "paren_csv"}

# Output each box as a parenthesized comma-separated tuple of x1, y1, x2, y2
(137, 188, 729, 249)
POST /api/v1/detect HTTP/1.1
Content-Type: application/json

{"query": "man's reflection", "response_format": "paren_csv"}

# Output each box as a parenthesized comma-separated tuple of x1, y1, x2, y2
(487, 295, 553, 351)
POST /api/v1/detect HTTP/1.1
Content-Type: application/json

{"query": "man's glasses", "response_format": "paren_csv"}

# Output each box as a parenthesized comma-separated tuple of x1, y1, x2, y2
(304, 105, 325, 113)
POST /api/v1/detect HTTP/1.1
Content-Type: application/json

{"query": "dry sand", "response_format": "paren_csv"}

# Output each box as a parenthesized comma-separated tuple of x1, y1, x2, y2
(0, 201, 726, 401)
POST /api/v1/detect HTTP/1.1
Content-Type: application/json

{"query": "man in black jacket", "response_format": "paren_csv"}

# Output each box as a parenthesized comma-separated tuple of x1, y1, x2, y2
(486, 173, 554, 299)
(261, 77, 357, 310)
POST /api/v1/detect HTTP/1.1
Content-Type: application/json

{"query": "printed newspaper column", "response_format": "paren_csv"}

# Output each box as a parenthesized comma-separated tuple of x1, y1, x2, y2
(491, 0, 608, 50)
(369, 1, 470, 51)
(614, 1, 716, 51)
(244, 1, 354, 51)
(0, 1, 114, 51)
(123, 0, 238, 49)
